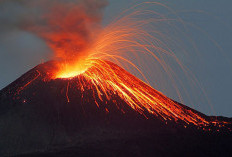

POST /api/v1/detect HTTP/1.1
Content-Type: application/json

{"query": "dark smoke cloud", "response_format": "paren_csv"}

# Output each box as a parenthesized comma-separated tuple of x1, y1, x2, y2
(0, 0, 108, 88)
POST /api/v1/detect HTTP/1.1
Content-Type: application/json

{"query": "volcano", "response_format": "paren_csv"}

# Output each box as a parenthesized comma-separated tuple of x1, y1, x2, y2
(0, 60, 231, 157)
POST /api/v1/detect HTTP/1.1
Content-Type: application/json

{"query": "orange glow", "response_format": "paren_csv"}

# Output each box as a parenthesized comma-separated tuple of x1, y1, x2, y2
(47, 2, 211, 126)
(16, 70, 41, 95)
(55, 59, 90, 78)
(53, 59, 228, 128)
(22, 2, 230, 129)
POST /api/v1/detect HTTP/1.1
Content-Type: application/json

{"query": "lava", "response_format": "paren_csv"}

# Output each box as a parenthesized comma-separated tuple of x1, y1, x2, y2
(55, 59, 90, 78)
(54, 59, 209, 126)
(12, 2, 230, 129)
(11, 59, 230, 130)
(15, 70, 41, 95)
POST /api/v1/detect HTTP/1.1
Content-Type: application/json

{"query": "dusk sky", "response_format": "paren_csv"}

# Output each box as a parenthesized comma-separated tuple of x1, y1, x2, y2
(0, 0, 232, 117)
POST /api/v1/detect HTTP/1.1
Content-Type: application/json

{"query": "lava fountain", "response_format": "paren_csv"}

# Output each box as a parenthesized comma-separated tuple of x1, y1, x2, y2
(16, 1, 230, 129)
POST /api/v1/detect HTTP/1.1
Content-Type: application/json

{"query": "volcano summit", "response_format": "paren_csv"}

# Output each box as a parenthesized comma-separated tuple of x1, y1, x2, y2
(0, 60, 231, 157)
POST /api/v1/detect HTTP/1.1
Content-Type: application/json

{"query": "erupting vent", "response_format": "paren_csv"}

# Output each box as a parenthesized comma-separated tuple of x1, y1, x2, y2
(10, 60, 230, 130)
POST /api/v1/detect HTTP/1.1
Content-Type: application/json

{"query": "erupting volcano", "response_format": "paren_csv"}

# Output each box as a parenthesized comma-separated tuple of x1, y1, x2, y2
(0, 1, 232, 157)
(0, 59, 231, 156)
(9, 59, 232, 129)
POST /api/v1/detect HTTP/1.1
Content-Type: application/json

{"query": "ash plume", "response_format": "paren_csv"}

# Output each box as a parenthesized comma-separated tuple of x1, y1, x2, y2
(27, 0, 108, 60)
(0, 0, 108, 88)
(0, 0, 108, 60)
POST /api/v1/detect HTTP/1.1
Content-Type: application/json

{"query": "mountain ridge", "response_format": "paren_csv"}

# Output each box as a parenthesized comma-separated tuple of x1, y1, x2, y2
(0, 60, 231, 157)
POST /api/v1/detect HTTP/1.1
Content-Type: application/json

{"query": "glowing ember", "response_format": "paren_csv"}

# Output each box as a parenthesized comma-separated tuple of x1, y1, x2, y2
(17, 2, 230, 130)
(53, 59, 209, 126)
(55, 60, 89, 78)
(13, 59, 230, 130)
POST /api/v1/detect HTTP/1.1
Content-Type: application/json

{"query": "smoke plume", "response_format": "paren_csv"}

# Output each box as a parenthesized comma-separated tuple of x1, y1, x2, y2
(1, 0, 108, 60)
(28, 0, 108, 60)
(0, 0, 108, 88)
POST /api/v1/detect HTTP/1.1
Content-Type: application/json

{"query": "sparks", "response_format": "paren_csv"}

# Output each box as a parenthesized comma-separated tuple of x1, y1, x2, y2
(52, 59, 228, 128)
(15, 2, 230, 129)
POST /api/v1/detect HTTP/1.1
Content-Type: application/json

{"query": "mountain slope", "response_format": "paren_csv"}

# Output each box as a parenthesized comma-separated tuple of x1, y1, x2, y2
(0, 60, 231, 157)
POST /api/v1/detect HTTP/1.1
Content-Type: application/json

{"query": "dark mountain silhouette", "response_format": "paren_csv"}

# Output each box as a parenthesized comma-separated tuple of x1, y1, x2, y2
(0, 61, 231, 157)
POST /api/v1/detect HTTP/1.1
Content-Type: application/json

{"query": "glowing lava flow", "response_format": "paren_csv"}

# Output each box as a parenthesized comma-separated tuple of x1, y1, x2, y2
(55, 60, 89, 78)
(17, 2, 230, 129)
(15, 70, 41, 95)
(54, 59, 221, 127)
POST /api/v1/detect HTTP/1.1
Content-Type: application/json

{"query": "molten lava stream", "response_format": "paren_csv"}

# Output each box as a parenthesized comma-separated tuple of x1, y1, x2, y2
(53, 59, 225, 128)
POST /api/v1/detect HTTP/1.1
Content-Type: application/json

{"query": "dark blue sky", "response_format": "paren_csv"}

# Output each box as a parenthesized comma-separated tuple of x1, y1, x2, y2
(103, 1, 232, 117)
(0, 0, 232, 117)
